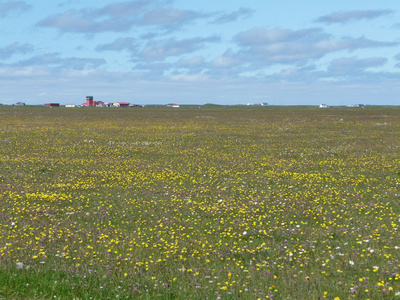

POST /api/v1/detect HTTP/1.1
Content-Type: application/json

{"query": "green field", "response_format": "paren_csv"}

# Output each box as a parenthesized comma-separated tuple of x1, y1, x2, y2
(1, 105, 400, 299)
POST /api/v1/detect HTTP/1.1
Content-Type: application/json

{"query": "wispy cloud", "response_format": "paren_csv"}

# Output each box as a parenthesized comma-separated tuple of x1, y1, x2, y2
(139, 7, 207, 28)
(37, 9, 137, 33)
(37, 0, 209, 33)
(15, 53, 105, 70)
(211, 53, 239, 68)
(137, 36, 220, 61)
(212, 7, 254, 24)
(316, 10, 393, 24)
(0, 1, 30, 17)
(265, 56, 392, 83)
(96, 35, 219, 62)
(394, 53, 400, 68)
(327, 56, 387, 75)
(232, 27, 397, 66)
(96, 0, 150, 18)
(235, 27, 329, 45)
(0, 42, 33, 59)
(177, 56, 205, 68)
(96, 37, 137, 52)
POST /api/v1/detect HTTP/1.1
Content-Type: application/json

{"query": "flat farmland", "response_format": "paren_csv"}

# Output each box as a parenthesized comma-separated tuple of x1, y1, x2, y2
(1, 105, 400, 299)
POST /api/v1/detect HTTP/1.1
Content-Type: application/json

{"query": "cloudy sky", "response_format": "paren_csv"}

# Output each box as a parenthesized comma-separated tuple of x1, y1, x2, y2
(1, 0, 400, 105)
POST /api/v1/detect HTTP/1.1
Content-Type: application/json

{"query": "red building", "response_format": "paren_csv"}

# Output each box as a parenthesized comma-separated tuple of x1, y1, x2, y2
(45, 103, 60, 107)
(82, 97, 130, 107)
(86, 96, 94, 107)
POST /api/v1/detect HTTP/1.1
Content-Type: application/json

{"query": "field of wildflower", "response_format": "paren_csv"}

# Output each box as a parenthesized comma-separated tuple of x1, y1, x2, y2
(0, 105, 399, 299)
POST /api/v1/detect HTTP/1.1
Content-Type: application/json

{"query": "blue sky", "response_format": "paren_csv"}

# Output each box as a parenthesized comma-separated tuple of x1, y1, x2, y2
(1, 0, 399, 105)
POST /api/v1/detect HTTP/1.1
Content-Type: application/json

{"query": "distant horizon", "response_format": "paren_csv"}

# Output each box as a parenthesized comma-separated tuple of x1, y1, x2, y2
(3, 102, 398, 108)
(1, 1, 400, 106)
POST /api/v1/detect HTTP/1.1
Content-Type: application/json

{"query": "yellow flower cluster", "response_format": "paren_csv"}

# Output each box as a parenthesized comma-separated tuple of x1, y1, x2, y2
(0, 106, 399, 299)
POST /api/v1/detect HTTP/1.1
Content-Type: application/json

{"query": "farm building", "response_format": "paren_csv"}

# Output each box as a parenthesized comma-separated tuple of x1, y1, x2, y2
(81, 96, 107, 107)
(167, 103, 180, 108)
(85, 96, 94, 106)
(347, 104, 365, 108)
(45, 103, 60, 107)
(94, 101, 106, 107)
(81, 97, 130, 107)
(112, 102, 130, 107)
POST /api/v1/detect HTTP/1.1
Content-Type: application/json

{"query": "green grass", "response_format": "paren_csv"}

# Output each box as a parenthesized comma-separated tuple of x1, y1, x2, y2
(0, 105, 400, 299)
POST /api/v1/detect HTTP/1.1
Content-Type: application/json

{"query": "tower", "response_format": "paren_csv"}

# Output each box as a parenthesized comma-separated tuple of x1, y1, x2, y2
(86, 96, 94, 107)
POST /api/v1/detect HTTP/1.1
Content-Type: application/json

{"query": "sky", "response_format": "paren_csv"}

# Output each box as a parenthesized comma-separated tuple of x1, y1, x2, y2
(1, 0, 400, 106)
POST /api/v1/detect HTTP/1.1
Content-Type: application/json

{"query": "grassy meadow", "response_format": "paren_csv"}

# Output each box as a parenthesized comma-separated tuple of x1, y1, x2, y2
(0, 105, 400, 299)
